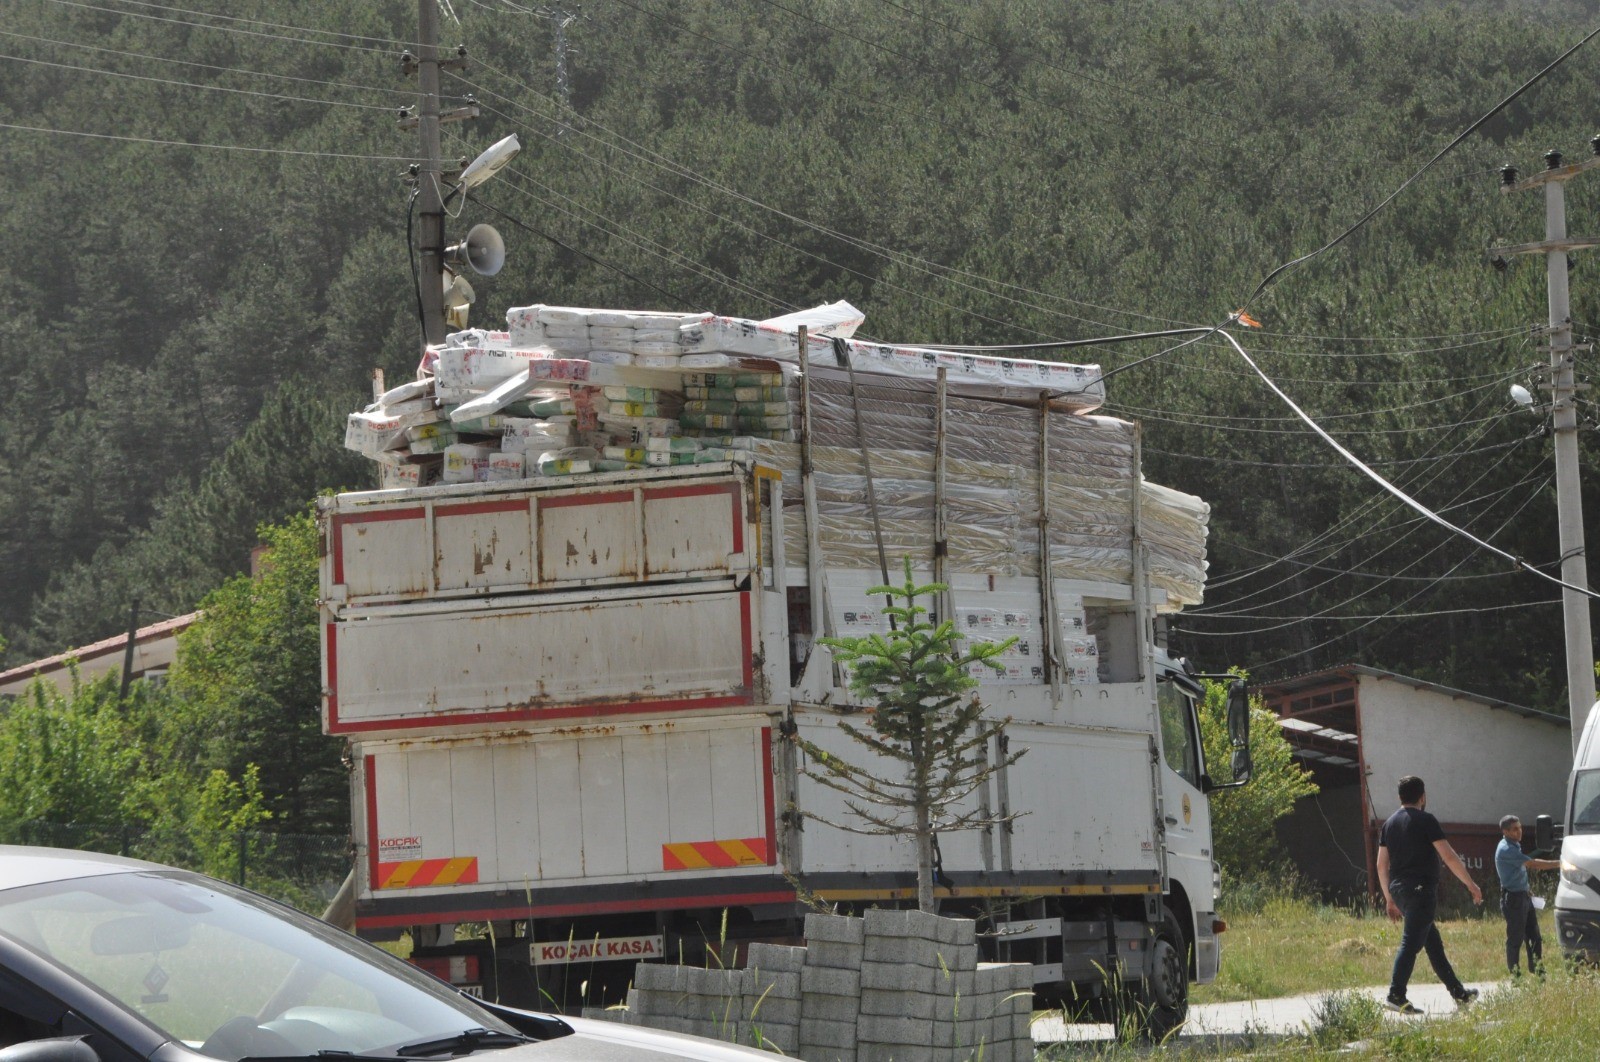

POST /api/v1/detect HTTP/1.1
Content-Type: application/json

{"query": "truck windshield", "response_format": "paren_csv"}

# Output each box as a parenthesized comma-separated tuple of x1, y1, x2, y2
(1573, 769, 1600, 835)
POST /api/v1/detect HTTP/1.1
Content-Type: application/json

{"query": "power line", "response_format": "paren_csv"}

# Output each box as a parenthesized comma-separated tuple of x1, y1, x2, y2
(0, 28, 437, 102)
(1199, 386, 1520, 596)
(1215, 327, 1600, 600)
(40, 0, 401, 51)
(0, 50, 398, 110)
(0, 120, 411, 160)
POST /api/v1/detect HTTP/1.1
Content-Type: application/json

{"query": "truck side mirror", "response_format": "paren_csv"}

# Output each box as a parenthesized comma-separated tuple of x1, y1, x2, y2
(1536, 813, 1554, 852)
(1226, 681, 1253, 786)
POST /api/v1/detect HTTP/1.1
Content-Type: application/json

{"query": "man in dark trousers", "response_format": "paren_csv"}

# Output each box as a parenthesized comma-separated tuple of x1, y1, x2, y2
(1495, 814, 1560, 976)
(1376, 775, 1483, 1014)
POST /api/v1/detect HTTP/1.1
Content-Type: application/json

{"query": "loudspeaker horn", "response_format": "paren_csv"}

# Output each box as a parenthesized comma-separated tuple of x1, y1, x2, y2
(445, 223, 505, 277)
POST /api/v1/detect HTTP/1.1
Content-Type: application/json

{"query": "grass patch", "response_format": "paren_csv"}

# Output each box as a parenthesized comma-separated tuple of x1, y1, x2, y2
(1196, 892, 1512, 1003)
(1040, 962, 1600, 1059)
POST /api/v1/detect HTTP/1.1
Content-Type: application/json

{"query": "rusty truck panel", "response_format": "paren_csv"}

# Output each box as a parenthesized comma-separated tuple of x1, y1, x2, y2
(324, 588, 758, 734)
(324, 470, 747, 611)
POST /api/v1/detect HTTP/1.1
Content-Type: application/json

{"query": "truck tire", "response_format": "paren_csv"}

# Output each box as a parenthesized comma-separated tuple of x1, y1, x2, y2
(1130, 910, 1189, 1041)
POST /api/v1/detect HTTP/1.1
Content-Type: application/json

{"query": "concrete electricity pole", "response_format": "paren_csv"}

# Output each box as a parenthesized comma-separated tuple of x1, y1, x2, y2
(415, 0, 447, 348)
(402, 3, 477, 349)
(1493, 144, 1600, 752)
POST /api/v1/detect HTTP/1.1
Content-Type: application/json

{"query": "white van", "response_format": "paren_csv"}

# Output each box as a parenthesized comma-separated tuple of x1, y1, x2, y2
(1556, 701, 1600, 962)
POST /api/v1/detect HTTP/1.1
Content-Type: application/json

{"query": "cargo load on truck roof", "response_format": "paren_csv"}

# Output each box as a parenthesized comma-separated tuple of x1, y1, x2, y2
(342, 300, 1208, 607)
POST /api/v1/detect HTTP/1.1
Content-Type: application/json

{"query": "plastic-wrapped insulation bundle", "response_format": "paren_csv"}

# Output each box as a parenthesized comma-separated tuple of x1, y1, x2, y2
(743, 365, 1209, 608)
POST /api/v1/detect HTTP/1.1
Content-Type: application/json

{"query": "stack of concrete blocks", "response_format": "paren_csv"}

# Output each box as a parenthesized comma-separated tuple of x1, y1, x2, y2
(853, 909, 1033, 1062)
(591, 945, 802, 1055)
(799, 912, 864, 1061)
(588, 911, 1035, 1061)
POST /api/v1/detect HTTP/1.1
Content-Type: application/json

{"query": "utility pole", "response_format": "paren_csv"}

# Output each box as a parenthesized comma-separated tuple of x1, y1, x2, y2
(533, 5, 585, 136)
(401, 4, 476, 349)
(1493, 143, 1600, 752)
(415, 0, 446, 348)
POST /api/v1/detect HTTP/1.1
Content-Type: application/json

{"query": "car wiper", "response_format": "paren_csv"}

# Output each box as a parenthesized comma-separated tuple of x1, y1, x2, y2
(390, 1029, 534, 1058)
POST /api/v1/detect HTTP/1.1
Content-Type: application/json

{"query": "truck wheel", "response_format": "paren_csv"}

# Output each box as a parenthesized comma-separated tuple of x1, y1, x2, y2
(1132, 911, 1189, 1041)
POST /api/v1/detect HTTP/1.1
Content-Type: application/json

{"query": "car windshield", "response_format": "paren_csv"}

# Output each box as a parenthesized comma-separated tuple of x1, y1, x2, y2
(0, 870, 520, 1060)
(1573, 769, 1600, 835)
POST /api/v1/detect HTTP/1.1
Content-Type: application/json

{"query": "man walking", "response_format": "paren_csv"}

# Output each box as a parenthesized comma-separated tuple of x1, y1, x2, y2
(1376, 776, 1483, 1014)
(1495, 815, 1559, 976)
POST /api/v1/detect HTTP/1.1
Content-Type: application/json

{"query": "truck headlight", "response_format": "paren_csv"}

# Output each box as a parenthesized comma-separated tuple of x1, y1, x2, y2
(1562, 861, 1589, 888)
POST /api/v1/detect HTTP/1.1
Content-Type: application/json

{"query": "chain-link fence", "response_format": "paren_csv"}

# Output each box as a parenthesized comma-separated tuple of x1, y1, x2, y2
(0, 821, 353, 914)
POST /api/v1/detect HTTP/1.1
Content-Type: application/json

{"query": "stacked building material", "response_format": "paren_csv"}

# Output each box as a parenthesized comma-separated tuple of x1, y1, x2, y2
(341, 301, 1208, 608)
(585, 912, 1034, 1062)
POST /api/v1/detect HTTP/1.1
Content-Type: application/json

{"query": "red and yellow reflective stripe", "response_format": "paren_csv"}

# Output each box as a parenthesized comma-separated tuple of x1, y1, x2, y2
(662, 838, 769, 871)
(376, 857, 479, 889)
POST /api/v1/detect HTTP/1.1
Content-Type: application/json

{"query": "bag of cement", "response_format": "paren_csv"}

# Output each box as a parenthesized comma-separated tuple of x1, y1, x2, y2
(587, 325, 641, 347)
(588, 310, 699, 329)
(346, 407, 442, 455)
(375, 378, 437, 408)
(599, 414, 682, 440)
(736, 401, 790, 417)
(678, 314, 834, 359)
(629, 340, 685, 356)
(603, 385, 676, 402)
(685, 385, 787, 402)
(535, 306, 595, 327)
(693, 448, 736, 463)
(407, 429, 461, 455)
(602, 445, 649, 465)
(487, 450, 526, 481)
(681, 411, 737, 431)
(683, 399, 738, 416)
(734, 413, 792, 431)
(536, 446, 597, 476)
(452, 413, 510, 435)
(646, 450, 698, 466)
(684, 372, 785, 388)
(444, 328, 513, 349)
(503, 417, 572, 453)
(645, 435, 701, 453)
(434, 344, 553, 399)
(609, 401, 673, 418)
(584, 349, 637, 365)
(635, 354, 686, 368)
(442, 442, 497, 484)
(378, 454, 442, 490)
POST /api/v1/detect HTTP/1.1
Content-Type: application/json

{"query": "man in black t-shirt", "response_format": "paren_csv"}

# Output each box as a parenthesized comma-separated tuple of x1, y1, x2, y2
(1376, 775, 1484, 1014)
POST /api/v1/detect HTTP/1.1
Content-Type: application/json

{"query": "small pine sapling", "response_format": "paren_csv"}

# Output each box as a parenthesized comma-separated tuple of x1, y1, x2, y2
(793, 557, 1026, 912)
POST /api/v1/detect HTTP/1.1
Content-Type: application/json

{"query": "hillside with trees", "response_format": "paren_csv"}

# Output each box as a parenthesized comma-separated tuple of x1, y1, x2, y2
(4, 0, 1600, 712)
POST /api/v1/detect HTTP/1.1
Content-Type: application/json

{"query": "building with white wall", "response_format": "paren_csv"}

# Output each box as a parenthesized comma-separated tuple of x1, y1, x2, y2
(1258, 666, 1571, 899)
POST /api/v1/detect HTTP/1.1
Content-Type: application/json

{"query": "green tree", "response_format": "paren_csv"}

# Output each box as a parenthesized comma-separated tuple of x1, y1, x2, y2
(0, 667, 144, 832)
(796, 557, 1022, 912)
(166, 507, 346, 835)
(1198, 674, 1318, 880)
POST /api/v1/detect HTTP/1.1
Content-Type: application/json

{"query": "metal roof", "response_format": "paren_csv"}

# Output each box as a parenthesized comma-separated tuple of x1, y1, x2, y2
(0, 612, 200, 689)
(1259, 664, 1568, 727)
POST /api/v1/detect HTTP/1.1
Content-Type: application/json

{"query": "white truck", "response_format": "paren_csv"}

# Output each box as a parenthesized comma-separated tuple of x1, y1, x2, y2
(1556, 702, 1600, 963)
(319, 329, 1252, 1036)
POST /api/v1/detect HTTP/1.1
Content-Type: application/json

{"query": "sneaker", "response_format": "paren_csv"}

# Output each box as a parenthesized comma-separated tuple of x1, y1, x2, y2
(1384, 997, 1424, 1015)
(1454, 988, 1479, 1007)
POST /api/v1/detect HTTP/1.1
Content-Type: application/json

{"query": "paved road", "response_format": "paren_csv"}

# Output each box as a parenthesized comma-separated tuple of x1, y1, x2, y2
(1032, 980, 1501, 1044)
